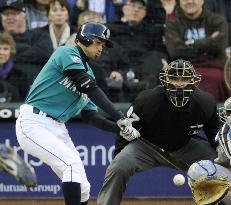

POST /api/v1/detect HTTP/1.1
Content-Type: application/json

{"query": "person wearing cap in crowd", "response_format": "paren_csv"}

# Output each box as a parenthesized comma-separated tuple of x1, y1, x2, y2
(204, 0, 231, 58)
(15, 22, 140, 205)
(23, 0, 51, 30)
(0, 0, 53, 89)
(105, 0, 168, 101)
(165, 0, 229, 102)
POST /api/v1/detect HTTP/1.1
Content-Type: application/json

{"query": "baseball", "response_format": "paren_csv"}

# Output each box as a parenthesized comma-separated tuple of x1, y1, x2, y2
(173, 174, 185, 186)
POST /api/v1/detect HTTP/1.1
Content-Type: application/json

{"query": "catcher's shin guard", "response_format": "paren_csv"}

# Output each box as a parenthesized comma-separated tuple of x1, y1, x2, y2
(0, 144, 37, 187)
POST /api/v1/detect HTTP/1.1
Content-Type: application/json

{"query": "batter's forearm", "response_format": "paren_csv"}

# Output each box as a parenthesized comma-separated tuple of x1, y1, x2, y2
(87, 87, 124, 121)
(81, 110, 120, 133)
(64, 69, 124, 121)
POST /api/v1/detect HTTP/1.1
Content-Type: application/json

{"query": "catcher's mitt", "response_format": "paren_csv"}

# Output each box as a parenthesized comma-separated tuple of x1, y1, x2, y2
(0, 144, 37, 187)
(191, 177, 230, 205)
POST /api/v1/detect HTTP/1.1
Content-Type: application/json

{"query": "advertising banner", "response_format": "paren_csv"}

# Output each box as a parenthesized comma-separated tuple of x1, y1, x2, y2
(0, 121, 191, 198)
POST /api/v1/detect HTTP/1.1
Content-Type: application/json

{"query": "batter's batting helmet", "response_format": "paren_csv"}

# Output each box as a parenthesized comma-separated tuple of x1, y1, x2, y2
(76, 22, 113, 48)
(159, 59, 201, 107)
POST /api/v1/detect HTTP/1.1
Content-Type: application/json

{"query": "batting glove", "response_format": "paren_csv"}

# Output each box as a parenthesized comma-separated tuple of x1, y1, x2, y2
(117, 117, 132, 130)
(120, 125, 140, 141)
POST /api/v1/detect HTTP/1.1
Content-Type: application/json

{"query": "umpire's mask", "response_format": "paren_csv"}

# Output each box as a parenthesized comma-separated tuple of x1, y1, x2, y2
(159, 59, 201, 107)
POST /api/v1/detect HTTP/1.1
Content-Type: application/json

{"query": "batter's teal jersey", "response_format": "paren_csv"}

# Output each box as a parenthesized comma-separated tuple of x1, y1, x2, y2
(25, 46, 98, 122)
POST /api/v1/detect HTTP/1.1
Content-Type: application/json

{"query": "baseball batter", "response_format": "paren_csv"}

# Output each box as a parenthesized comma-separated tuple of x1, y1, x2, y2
(15, 22, 140, 205)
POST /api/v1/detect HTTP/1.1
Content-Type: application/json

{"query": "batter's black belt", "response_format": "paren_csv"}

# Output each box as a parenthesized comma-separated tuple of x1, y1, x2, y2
(33, 107, 58, 121)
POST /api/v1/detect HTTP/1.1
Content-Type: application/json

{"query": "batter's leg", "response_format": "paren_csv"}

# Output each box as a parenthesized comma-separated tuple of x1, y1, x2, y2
(16, 116, 88, 205)
(50, 137, 90, 203)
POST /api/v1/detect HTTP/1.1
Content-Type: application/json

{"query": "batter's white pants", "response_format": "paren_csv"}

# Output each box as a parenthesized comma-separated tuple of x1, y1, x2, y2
(15, 104, 90, 202)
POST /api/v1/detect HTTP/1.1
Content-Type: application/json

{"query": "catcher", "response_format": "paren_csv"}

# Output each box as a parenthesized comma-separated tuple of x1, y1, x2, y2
(187, 96, 231, 205)
(0, 143, 37, 187)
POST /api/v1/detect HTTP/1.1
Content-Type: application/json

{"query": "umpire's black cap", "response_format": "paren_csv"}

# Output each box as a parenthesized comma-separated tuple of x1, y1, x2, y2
(0, 0, 26, 13)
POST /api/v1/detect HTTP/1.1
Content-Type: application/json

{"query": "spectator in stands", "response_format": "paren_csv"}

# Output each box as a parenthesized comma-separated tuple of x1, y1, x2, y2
(204, 0, 231, 57)
(69, 0, 168, 102)
(160, 0, 177, 21)
(67, 0, 76, 9)
(0, 0, 53, 87)
(106, 0, 168, 101)
(65, 10, 106, 44)
(165, 0, 229, 102)
(88, 40, 129, 102)
(75, 0, 118, 22)
(145, 0, 177, 24)
(143, 0, 178, 68)
(77, 10, 105, 29)
(40, 0, 75, 50)
(0, 31, 27, 102)
(69, 0, 118, 28)
(23, 0, 51, 30)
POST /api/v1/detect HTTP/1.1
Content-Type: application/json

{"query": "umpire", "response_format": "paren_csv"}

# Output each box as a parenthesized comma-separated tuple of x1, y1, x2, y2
(97, 59, 219, 205)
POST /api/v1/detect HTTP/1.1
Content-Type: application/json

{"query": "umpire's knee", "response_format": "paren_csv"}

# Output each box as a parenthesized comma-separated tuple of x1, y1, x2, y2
(106, 158, 131, 179)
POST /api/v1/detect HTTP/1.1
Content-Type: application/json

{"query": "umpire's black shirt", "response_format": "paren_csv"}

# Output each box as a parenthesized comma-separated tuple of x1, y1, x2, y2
(122, 86, 219, 152)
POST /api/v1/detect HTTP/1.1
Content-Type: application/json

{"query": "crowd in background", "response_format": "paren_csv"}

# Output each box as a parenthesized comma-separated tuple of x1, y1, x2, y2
(0, 0, 231, 103)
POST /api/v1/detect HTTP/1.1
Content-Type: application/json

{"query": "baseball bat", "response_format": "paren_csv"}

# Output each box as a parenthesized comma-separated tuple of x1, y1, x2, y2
(126, 106, 189, 171)
(140, 137, 190, 171)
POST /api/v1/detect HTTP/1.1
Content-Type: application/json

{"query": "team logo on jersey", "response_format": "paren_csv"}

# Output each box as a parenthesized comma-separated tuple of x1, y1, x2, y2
(71, 56, 81, 63)
(59, 77, 86, 97)
(188, 124, 204, 135)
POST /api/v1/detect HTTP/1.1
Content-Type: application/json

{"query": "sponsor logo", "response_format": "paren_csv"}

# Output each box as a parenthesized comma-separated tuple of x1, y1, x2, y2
(59, 77, 89, 104)
(0, 108, 19, 119)
(0, 183, 61, 194)
(71, 56, 81, 63)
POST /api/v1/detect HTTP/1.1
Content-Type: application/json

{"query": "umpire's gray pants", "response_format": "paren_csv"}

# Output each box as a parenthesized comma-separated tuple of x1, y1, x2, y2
(97, 137, 217, 205)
